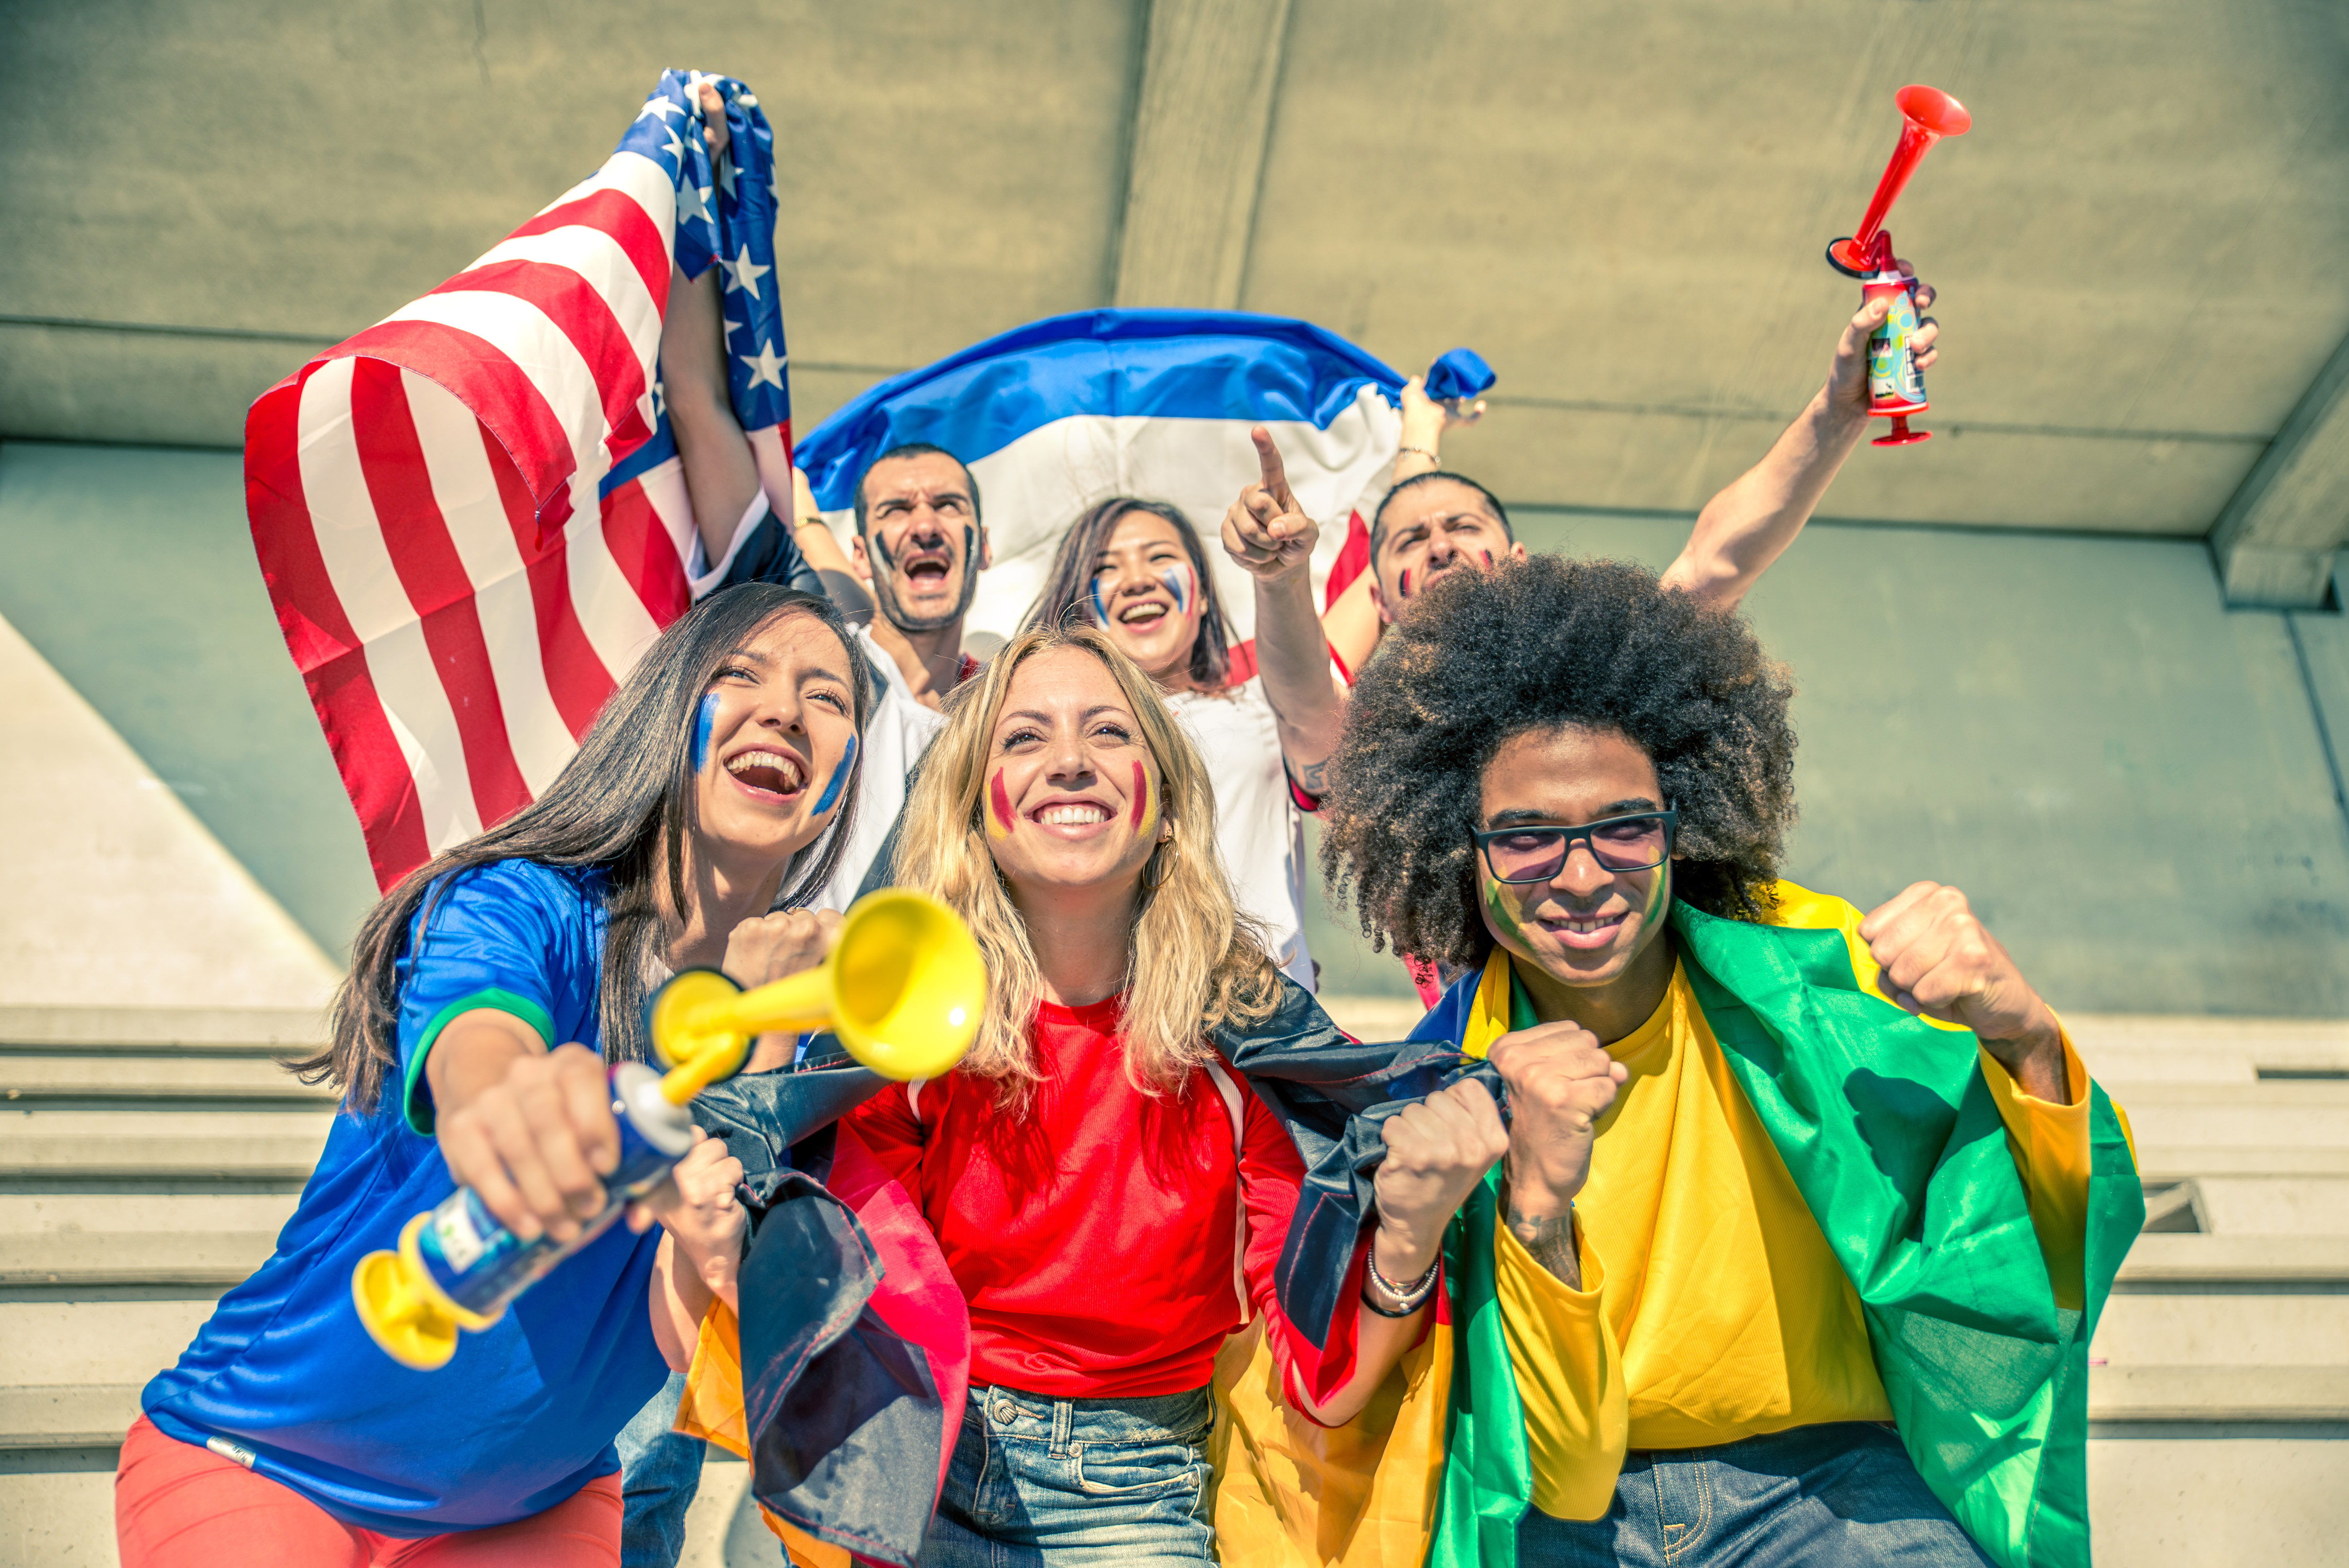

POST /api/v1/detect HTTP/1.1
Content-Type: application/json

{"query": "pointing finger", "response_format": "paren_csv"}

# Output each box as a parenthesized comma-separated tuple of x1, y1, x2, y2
(1251, 426, 1297, 513)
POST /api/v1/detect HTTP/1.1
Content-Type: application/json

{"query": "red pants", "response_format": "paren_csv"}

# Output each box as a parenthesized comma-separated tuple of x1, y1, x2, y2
(115, 1416, 621, 1566)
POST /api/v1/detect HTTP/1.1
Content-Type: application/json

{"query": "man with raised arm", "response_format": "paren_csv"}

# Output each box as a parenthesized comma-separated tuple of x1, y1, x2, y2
(1319, 276, 1942, 676)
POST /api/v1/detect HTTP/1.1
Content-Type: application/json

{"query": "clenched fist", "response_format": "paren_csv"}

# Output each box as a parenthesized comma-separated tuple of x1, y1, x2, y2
(1859, 881, 2068, 1101)
(1489, 1021, 1630, 1221)
(1371, 1077, 1511, 1285)
(725, 908, 842, 1072)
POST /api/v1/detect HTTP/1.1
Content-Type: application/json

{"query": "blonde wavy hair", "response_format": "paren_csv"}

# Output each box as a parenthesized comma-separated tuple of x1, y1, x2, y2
(894, 624, 1280, 1101)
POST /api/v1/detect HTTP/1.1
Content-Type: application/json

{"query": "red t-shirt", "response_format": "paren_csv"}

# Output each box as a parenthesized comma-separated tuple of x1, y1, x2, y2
(843, 996, 1331, 1399)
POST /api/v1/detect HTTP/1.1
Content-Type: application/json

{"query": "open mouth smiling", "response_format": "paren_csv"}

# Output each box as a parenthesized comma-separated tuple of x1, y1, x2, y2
(1032, 797, 1113, 830)
(723, 746, 808, 801)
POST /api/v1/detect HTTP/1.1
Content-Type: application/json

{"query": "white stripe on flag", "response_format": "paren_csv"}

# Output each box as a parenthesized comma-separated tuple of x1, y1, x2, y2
(460, 227, 665, 376)
(379, 289, 611, 488)
(403, 370, 583, 797)
(296, 358, 486, 849)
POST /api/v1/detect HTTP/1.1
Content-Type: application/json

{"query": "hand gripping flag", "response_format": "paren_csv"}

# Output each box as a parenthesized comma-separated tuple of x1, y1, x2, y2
(792, 317, 1495, 655)
(246, 69, 789, 890)
(674, 1050, 970, 1568)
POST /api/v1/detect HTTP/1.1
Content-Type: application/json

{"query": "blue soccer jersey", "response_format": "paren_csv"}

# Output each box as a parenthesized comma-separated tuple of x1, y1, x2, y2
(141, 859, 670, 1535)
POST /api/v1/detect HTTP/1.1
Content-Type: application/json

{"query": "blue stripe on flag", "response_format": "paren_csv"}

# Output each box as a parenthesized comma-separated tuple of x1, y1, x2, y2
(793, 309, 1412, 512)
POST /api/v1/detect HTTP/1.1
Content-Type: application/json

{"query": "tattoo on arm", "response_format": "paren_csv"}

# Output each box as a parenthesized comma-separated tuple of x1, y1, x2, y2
(1506, 1197, 1581, 1290)
(1293, 756, 1329, 799)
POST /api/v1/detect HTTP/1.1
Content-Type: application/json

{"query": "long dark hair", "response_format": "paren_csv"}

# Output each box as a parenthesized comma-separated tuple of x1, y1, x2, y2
(1022, 497, 1233, 690)
(302, 585, 872, 1113)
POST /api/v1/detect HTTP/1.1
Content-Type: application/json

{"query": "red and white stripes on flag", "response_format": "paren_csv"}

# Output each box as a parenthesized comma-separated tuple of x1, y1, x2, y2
(247, 140, 702, 892)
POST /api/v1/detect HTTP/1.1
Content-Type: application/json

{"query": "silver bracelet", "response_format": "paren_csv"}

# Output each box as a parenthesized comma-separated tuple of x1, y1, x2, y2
(1396, 444, 1439, 463)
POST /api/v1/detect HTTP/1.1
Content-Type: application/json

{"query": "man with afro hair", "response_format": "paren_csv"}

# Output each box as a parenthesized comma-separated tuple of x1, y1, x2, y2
(1307, 554, 2143, 1567)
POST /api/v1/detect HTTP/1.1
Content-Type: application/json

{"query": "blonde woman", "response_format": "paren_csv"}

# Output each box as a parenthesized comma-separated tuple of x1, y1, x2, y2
(839, 625, 1420, 1565)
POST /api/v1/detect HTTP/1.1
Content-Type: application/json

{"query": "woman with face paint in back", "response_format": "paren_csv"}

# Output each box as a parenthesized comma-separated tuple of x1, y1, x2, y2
(1023, 435, 1346, 996)
(814, 624, 1413, 1565)
(118, 585, 871, 1568)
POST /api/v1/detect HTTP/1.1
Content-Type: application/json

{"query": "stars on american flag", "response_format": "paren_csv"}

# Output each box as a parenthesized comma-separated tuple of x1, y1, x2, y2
(636, 94, 687, 124)
(721, 245, 771, 299)
(676, 177, 713, 229)
(739, 340, 787, 391)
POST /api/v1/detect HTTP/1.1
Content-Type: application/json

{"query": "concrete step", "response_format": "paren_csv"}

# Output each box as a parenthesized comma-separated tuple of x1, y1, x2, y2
(0, 1054, 336, 1103)
(2068, 1014, 2349, 1085)
(0, 1134, 325, 1187)
(2133, 1145, 2349, 1181)
(2093, 1293, 2349, 1368)
(2117, 1234, 2349, 1285)
(0, 1192, 302, 1237)
(2089, 1365, 2349, 1423)
(1, 1297, 221, 1389)
(0, 1385, 143, 1450)
(0, 1232, 279, 1287)
(2191, 1176, 2349, 1235)
(0, 1005, 326, 1053)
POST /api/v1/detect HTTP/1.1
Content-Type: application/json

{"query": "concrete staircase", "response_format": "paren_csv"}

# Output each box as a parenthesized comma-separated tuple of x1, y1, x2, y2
(0, 1006, 330, 1564)
(4, 1005, 2343, 1566)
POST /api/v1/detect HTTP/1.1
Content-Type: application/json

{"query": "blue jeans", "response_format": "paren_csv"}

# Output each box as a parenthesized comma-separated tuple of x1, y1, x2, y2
(1517, 1422, 1993, 1566)
(917, 1384, 1214, 1566)
(617, 1371, 706, 1568)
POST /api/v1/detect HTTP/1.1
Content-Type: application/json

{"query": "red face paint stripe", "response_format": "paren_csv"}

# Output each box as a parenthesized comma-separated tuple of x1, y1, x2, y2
(989, 771, 1016, 834)
(1131, 761, 1149, 829)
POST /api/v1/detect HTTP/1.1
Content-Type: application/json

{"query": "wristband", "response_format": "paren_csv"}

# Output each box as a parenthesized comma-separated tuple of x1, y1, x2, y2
(1396, 445, 1439, 463)
(793, 515, 830, 531)
(1362, 1243, 1440, 1317)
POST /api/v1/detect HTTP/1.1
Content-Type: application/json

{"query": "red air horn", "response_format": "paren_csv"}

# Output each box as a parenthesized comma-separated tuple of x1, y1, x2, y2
(1826, 85, 1971, 446)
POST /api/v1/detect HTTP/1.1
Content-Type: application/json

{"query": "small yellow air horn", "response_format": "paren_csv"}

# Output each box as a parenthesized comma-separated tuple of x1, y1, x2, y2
(649, 888, 987, 1095)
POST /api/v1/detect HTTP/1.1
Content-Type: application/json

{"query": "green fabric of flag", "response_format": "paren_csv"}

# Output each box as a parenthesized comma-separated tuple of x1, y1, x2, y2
(1425, 899, 2143, 1568)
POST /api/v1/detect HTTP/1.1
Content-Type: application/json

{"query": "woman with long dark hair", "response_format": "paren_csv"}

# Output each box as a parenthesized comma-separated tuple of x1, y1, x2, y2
(1021, 434, 1344, 991)
(118, 585, 871, 1567)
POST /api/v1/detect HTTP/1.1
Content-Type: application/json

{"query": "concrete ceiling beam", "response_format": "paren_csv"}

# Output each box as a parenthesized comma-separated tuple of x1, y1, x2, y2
(2211, 331, 2349, 608)
(1109, 0, 1294, 309)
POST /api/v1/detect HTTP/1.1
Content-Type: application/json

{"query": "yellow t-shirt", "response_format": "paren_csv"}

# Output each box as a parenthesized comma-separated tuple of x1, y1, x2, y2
(1472, 896, 2102, 1522)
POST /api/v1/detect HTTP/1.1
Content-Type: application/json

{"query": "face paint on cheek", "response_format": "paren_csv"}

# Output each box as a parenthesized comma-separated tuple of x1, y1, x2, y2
(1160, 565, 1193, 617)
(690, 693, 720, 773)
(1398, 568, 1413, 599)
(1482, 877, 1532, 947)
(987, 770, 1017, 839)
(1129, 760, 1157, 838)
(1089, 574, 1112, 628)
(809, 735, 857, 816)
(1480, 550, 1494, 569)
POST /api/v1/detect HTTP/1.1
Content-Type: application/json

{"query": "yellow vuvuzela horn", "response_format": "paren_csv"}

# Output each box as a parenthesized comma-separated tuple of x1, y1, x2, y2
(648, 888, 986, 1099)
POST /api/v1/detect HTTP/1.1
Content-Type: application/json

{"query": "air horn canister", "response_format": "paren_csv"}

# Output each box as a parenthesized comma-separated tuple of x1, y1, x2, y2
(1828, 85, 1971, 447)
(351, 889, 986, 1370)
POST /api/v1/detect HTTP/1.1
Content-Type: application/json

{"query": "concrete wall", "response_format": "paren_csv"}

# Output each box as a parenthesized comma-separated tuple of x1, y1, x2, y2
(10, 438, 2344, 1015)
(8, 2, 2348, 537)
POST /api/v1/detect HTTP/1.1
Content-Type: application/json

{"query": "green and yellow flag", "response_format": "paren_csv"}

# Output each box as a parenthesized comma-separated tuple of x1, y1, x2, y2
(1213, 883, 2142, 1568)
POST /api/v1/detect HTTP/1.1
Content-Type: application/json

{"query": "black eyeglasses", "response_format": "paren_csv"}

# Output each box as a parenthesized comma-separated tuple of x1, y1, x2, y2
(1473, 807, 1678, 883)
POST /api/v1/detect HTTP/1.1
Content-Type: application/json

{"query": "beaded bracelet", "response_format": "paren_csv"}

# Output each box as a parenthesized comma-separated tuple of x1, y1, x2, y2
(1361, 1245, 1441, 1318)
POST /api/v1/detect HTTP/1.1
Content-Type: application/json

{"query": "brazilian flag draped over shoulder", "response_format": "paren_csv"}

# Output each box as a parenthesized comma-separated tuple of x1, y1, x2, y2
(1211, 882, 2143, 1568)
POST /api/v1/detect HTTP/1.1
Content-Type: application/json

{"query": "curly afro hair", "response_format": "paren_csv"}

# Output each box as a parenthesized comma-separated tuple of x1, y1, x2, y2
(1321, 553, 1798, 970)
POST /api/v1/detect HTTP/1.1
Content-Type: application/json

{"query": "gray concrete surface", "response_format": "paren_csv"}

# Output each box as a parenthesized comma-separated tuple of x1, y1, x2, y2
(7, 2, 2349, 546)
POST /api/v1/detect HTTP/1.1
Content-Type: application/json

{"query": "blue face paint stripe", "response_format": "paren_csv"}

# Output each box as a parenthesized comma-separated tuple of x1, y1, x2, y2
(810, 734, 857, 816)
(1161, 565, 1192, 615)
(690, 693, 720, 772)
(1090, 576, 1112, 626)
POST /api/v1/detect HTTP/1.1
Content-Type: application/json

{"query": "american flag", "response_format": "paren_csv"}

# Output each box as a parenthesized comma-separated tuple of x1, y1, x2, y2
(246, 70, 789, 891)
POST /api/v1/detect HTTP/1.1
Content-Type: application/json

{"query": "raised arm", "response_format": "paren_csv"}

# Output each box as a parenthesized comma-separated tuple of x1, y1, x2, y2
(658, 82, 764, 566)
(1223, 427, 1345, 796)
(1660, 268, 1940, 613)
(1325, 373, 1492, 673)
